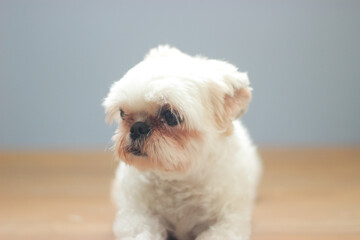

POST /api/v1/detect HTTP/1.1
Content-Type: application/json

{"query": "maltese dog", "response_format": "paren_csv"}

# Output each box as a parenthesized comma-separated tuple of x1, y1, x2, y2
(103, 46, 262, 240)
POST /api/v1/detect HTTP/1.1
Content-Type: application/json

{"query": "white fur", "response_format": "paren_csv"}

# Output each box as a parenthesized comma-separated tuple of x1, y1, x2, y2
(103, 46, 262, 240)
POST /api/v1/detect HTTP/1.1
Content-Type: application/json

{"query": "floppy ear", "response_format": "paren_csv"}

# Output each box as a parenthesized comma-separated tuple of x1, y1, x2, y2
(209, 69, 252, 135)
(102, 81, 124, 124)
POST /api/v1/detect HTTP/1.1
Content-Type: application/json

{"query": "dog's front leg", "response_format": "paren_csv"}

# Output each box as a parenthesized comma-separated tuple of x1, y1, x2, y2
(195, 212, 251, 240)
(113, 208, 167, 240)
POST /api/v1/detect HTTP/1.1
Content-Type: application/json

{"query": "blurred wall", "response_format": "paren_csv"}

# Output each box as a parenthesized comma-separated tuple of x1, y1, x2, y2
(1, 0, 359, 149)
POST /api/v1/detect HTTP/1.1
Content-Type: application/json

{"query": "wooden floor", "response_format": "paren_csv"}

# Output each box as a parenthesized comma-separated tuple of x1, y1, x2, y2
(1, 148, 360, 240)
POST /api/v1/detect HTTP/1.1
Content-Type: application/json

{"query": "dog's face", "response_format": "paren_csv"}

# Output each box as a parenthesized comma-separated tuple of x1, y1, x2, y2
(103, 46, 252, 172)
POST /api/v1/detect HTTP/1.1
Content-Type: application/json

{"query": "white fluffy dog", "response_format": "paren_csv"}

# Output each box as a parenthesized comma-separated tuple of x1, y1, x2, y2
(103, 46, 262, 240)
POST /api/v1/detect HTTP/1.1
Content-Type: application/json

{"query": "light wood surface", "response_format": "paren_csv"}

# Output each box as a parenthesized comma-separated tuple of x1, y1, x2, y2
(1, 148, 360, 240)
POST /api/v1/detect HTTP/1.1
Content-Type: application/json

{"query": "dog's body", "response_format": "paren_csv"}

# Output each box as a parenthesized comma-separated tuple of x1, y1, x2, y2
(104, 46, 261, 240)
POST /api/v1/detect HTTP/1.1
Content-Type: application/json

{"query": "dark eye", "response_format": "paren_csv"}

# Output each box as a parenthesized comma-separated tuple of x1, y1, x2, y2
(163, 110, 178, 126)
(120, 109, 126, 119)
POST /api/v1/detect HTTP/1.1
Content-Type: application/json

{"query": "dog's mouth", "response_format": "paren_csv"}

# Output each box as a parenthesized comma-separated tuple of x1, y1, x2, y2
(128, 147, 147, 157)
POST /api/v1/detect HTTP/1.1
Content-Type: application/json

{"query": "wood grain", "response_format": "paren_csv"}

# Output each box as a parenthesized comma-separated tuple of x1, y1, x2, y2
(1, 148, 359, 240)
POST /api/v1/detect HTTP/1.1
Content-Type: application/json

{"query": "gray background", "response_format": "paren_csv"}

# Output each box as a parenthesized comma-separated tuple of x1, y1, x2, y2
(1, 0, 359, 149)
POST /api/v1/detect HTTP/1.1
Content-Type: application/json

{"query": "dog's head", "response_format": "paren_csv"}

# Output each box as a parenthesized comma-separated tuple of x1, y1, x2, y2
(103, 46, 251, 172)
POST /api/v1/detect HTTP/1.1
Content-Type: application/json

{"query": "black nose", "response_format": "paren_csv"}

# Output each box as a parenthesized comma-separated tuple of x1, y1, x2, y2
(130, 122, 150, 140)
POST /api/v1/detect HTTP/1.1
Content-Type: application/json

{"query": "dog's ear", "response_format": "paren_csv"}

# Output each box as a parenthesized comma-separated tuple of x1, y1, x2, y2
(102, 81, 123, 124)
(208, 61, 252, 134)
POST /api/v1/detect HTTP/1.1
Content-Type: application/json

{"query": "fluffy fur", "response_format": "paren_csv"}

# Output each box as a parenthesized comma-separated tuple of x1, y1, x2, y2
(103, 46, 262, 240)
